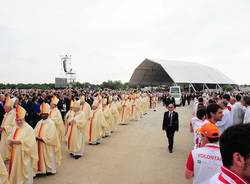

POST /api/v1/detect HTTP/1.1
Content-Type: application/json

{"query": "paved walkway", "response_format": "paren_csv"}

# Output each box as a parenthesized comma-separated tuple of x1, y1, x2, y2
(35, 105, 193, 184)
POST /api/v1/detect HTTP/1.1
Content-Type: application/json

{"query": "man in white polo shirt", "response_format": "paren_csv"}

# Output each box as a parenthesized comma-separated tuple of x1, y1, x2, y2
(190, 108, 207, 149)
(210, 124, 250, 184)
(216, 100, 232, 134)
(185, 123, 222, 184)
(243, 96, 250, 124)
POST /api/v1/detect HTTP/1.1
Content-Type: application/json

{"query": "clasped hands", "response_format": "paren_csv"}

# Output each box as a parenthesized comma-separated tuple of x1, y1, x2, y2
(68, 120, 76, 126)
(9, 140, 21, 146)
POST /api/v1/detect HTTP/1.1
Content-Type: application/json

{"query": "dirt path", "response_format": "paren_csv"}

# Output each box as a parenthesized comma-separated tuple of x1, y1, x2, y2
(35, 105, 193, 184)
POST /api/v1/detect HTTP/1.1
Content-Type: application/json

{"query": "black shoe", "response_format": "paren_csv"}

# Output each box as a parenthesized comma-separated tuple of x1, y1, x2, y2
(169, 150, 173, 153)
(74, 155, 81, 160)
(89, 143, 97, 145)
(120, 123, 128, 126)
(46, 172, 55, 176)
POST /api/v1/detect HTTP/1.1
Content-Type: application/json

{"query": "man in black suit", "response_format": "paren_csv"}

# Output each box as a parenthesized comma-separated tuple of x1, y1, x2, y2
(166, 94, 176, 107)
(0, 94, 5, 126)
(21, 94, 33, 125)
(187, 93, 192, 105)
(162, 103, 179, 153)
(181, 93, 186, 106)
(162, 93, 167, 106)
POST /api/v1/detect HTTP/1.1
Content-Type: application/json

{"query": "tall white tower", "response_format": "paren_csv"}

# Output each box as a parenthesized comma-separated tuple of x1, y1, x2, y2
(60, 55, 76, 87)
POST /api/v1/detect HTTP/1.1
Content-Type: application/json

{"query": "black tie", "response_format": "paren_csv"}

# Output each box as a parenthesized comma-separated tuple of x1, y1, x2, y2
(169, 112, 172, 126)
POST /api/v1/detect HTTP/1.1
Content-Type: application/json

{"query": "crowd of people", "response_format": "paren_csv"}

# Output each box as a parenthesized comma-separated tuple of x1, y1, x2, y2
(0, 88, 160, 184)
(1, 87, 250, 184)
(185, 92, 250, 184)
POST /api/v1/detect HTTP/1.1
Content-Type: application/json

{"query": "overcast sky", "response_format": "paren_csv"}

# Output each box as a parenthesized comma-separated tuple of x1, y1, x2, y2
(0, 0, 249, 85)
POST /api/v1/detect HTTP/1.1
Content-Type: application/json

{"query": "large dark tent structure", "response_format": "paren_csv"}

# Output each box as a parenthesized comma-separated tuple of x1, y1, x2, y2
(129, 58, 236, 91)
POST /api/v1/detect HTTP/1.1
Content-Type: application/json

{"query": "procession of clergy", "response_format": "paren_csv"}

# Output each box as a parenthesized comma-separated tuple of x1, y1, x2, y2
(0, 92, 158, 184)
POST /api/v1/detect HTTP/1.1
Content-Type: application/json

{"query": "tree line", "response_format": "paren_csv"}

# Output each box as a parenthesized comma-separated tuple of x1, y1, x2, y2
(0, 81, 247, 91)
(0, 81, 142, 90)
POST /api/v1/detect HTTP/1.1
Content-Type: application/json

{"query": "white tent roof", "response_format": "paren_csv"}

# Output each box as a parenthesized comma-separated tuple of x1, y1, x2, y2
(151, 59, 236, 84)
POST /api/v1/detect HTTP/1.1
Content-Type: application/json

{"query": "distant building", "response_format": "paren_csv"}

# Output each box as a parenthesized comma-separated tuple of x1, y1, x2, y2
(129, 58, 237, 91)
(239, 87, 250, 92)
(55, 78, 68, 88)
